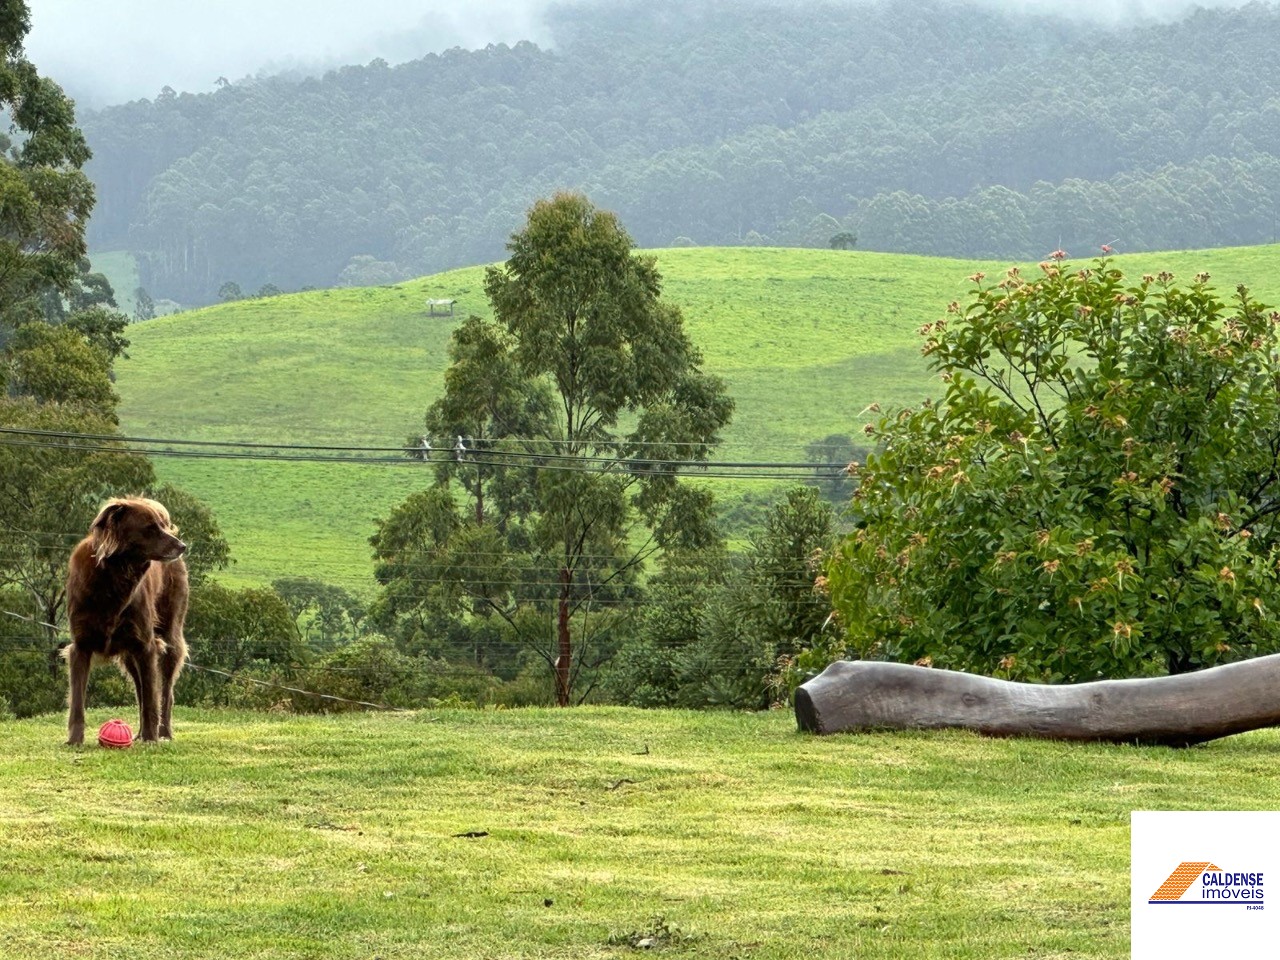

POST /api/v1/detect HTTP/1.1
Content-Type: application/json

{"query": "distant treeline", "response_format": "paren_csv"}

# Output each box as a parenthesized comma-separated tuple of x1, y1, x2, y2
(81, 0, 1280, 303)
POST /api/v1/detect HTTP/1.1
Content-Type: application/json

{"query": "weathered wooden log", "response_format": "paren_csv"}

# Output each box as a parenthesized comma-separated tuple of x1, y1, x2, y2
(794, 655, 1280, 746)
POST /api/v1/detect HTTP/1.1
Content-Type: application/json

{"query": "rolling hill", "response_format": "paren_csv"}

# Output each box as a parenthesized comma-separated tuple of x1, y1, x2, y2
(113, 244, 1280, 591)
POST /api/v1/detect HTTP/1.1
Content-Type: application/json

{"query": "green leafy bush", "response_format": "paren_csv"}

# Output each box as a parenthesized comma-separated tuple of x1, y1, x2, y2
(296, 636, 503, 711)
(609, 489, 838, 708)
(827, 256, 1280, 681)
(0, 589, 65, 719)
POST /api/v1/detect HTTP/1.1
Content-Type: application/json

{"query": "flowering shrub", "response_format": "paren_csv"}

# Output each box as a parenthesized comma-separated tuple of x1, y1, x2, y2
(826, 256, 1280, 681)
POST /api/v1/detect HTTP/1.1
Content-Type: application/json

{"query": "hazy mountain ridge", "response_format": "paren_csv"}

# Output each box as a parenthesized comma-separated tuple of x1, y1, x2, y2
(79, 0, 1280, 303)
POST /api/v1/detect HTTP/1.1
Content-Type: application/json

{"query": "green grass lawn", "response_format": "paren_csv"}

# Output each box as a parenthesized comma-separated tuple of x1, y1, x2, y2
(4, 707, 1280, 958)
(111, 244, 1280, 588)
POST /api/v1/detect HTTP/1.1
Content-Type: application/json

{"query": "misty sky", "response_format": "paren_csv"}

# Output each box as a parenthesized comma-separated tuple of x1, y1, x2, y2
(25, 0, 555, 108)
(25, 0, 1260, 109)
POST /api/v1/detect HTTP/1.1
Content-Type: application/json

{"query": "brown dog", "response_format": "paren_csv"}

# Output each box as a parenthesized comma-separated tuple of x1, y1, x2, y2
(65, 497, 189, 745)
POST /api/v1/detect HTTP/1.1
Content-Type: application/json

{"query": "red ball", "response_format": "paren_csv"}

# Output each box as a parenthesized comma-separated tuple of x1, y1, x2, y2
(97, 718, 134, 749)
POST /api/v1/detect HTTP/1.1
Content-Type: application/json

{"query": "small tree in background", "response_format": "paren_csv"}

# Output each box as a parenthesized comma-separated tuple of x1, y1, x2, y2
(375, 193, 734, 705)
(825, 256, 1280, 683)
(272, 576, 366, 653)
(804, 433, 865, 506)
(610, 488, 838, 709)
(179, 584, 304, 706)
(134, 286, 156, 321)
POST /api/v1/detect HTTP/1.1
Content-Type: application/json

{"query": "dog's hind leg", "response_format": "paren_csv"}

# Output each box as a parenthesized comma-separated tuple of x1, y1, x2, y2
(158, 634, 186, 740)
(65, 645, 92, 746)
(157, 563, 189, 741)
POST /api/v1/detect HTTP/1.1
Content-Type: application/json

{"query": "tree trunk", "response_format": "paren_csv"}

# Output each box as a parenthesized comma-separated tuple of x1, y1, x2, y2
(42, 597, 60, 645)
(555, 566, 571, 707)
(794, 656, 1280, 746)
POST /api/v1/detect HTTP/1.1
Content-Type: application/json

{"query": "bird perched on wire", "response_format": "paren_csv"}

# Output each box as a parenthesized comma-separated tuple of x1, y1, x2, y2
(455, 435, 467, 461)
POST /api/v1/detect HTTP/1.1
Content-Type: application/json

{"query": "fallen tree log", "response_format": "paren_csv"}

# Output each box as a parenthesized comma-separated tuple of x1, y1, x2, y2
(793, 656, 1280, 746)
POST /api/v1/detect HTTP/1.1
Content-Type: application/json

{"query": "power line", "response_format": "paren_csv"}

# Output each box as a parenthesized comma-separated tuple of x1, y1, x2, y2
(0, 437, 833, 480)
(0, 427, 853, 479)
(0, 426, 413, 453)
(0, 425, 865, 454)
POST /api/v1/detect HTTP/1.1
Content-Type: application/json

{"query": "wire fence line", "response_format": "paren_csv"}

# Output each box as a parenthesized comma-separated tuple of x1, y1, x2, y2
(0, 540, 827, 590)
(0, 610, 409, 711)
(0, 632, 804, 675)
(0, 503, 834, 592)
(1, 609, 60, 632)
(0, 607, 809, 671)
(182, 663, 408, 712)
(1, 626, 788, 711)
(0, 528, 840, 571)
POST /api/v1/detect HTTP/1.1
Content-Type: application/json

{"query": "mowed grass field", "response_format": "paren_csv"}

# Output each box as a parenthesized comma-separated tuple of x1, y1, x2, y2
(112, 244, 1280, 588)
(6, 707, 1280, 958)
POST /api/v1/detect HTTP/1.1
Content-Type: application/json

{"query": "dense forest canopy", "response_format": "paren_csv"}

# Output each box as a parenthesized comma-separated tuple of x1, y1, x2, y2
(79, 0, 1280, 303)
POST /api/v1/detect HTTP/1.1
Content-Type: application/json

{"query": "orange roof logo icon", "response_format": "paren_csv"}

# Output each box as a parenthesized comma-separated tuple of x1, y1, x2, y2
(1150, 862, 1222, 901)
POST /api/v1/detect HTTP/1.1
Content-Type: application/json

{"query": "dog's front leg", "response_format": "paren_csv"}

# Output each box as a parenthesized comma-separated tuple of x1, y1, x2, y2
(65, 645, 93, 746)
(134, 651, 162, 742)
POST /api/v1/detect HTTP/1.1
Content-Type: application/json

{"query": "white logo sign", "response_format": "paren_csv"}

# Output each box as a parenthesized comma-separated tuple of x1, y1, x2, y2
(1132, 811, 1279, 957)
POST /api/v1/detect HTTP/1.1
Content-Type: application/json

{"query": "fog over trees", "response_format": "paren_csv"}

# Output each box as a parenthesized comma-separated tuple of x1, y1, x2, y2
(68, 0, 1280, 304)
(26, 0, 553, 107)
(28, 0, 1261, 106)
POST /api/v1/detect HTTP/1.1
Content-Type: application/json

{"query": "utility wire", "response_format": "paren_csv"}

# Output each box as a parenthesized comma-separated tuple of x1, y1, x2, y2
(0, 425, 865, 454)
(0, 427, 854, 476)
(0, 437, 837, 481)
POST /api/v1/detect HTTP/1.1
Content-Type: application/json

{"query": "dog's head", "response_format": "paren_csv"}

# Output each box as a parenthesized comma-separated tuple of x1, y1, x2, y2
(90, 498, 187, 565)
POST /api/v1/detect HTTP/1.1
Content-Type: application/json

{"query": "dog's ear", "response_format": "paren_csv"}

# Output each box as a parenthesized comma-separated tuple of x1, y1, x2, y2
(90, 502, 129, 564)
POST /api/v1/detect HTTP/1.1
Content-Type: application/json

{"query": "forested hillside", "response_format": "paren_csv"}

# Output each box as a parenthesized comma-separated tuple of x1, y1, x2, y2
(82, 0, 1280, 303)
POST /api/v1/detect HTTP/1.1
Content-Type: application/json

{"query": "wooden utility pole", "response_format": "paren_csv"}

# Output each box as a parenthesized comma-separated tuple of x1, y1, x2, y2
(555, 566, 572, 706)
